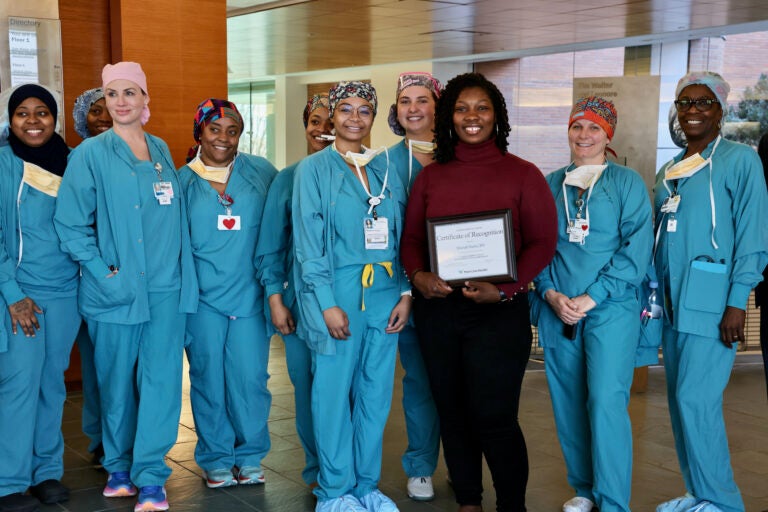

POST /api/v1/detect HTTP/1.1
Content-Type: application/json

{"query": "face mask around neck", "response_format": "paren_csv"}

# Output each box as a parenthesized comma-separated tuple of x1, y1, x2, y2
(665, 153, 708, 181)
(564, 164, 606, 189)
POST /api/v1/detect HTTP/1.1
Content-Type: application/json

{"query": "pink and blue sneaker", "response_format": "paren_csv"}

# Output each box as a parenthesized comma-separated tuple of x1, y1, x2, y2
(134, 486, 168, 512)
(235, 466, 265, 485)
(103, 471, 137, 497)
(204, 468, 237, 489)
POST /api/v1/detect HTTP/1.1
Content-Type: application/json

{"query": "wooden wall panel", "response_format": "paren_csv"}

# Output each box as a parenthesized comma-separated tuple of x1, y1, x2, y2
(110, 0, 227, 166)
(59, 0, 111, 146)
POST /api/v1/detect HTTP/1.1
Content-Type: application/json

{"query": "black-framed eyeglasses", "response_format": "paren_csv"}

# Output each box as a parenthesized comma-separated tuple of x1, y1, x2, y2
(674, 97, 719, 112)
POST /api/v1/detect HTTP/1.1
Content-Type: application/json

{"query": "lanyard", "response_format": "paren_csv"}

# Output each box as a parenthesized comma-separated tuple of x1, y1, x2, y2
(561, 164, 599, 232)
(350, 148, 390, 218)
(660, 136, 722, 249)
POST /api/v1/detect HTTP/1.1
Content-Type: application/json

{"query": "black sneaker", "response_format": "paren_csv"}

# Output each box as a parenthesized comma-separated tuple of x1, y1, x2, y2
(0, 493, 40, 512)
(29, 480, 69, 504)
(91, 442, 105, 467)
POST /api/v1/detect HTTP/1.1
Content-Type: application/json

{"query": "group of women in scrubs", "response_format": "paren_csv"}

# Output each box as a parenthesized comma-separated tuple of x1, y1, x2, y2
(0, 61, 765, 512)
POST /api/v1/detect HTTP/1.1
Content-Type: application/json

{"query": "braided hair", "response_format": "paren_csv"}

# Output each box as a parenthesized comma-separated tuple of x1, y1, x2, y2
(434, 72, 510, 164)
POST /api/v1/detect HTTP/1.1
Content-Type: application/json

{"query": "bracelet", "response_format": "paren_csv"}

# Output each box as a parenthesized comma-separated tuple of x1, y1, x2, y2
(409, 268, 423, 281)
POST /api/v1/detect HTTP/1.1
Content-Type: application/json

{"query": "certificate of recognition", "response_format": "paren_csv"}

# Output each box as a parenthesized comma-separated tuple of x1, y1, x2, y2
(426, 209, 517, 286)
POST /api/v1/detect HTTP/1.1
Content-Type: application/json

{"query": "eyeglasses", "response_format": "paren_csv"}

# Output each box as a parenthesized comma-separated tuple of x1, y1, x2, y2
(335, 104, 373, 118)
(674, 97, 719, 112)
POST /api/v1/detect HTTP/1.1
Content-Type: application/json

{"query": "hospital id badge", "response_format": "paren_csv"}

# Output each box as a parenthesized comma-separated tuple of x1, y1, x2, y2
(364, 217, 389, 250)
(217, 215, 241, 231)
(661, 194, 681, 213)
(568, 219, 589, 244)
(153, 181, 174, 205)
(667, 217, 677, 232)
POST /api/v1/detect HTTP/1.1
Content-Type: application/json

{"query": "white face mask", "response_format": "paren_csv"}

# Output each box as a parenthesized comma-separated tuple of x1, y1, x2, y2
(334, 143, 386, 167)
(665, 153, 709, 181)
(563, 164, 606, 189)
(187, 148, 234, 184)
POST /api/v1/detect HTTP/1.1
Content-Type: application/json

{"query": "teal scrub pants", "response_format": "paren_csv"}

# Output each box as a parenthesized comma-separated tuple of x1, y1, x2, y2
(397, 324, 439, 478)
(0, 295, 79, 495)
(88, 291, 185, 488)
(185, 302, 271, 472)
(543, 297, 637, 512)
(282, 327, 318, 485)
(76, 321, 102, 454)
(662, 325, 744, 512)
(312, 265, 399, 502)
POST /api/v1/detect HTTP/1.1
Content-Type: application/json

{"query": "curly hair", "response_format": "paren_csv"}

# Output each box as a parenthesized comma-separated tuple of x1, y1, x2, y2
(434, 73, 510, 164)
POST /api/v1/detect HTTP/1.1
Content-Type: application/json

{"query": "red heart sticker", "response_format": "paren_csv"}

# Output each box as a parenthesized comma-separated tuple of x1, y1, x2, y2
(223, 218, 236, 229)
(581, 224, 588, 231)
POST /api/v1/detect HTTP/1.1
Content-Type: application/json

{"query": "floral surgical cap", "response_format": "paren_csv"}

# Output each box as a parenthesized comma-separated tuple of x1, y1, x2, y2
(328, 81, 377, 117)
(73, 88, 105, 139)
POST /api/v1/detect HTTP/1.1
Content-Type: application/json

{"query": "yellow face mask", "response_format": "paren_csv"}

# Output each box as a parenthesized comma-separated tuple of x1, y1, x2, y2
(23, 162, 62, 197)
(665, 153, 708, 181)
(187, 152, 233, 184)
(408, 139, 436, 155)
(564, 164, 606, 190)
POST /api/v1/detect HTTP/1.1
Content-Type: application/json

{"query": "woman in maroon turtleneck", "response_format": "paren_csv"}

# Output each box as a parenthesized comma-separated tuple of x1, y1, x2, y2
(400, 72, 557, 512)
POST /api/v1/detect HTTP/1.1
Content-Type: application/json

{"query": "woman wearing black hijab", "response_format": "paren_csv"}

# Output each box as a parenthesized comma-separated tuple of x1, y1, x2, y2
(0, 84, 81, 512)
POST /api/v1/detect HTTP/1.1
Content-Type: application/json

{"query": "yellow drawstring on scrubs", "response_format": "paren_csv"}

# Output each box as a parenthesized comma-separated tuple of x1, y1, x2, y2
(361, 262, 393, 310)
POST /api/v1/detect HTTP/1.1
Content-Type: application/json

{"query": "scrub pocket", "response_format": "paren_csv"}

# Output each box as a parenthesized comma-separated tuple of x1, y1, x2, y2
(682, 260, 728, 314)
(79, 267, 135, 313)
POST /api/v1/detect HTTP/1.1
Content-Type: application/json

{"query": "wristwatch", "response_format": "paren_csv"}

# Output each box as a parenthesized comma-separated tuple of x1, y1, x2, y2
(498, 288, 511, 303)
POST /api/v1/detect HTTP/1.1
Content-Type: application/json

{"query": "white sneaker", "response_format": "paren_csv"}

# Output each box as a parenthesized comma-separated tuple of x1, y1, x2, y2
(407, 476, 435, 501)
(563, 496, 595, 512)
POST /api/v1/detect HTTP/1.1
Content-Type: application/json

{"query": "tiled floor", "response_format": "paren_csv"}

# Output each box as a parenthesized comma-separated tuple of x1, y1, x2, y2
(50, 342, 768, 512)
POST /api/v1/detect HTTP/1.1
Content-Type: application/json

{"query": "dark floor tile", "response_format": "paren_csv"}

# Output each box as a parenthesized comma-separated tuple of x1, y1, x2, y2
(48, 347, 768, 512)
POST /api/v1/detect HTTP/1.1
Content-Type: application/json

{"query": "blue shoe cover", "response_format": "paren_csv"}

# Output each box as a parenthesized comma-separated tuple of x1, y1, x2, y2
(685, 502, 724, 512)
(315, 494, 368, 512)
(358, 490, 399, 512)
(657, 494, 697, 512)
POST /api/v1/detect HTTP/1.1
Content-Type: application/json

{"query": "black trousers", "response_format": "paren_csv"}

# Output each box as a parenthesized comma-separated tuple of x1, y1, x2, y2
(414, 291, 531, 512)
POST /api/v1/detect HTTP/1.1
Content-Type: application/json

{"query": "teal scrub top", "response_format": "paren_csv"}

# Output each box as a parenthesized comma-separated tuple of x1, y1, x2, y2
(534, 161, 653, 305)
(54, 130, 199, 325)
(180, 153, 277, 318)
(653, 136, 768, 339)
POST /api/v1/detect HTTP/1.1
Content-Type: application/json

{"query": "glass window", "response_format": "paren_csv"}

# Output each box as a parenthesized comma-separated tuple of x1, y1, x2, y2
(228, 81, 275, 162)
